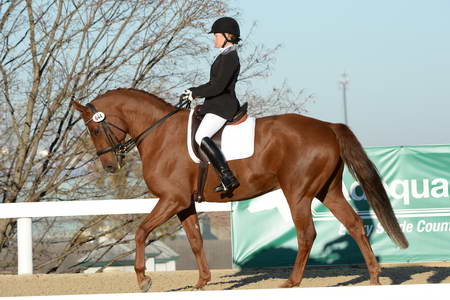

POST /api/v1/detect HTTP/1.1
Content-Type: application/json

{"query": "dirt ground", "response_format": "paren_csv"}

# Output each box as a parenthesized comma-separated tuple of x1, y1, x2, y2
(1, 262, 450, 297)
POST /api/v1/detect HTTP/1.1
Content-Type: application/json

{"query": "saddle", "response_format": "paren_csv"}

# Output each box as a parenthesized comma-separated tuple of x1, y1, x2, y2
(191, 103, 248, 202)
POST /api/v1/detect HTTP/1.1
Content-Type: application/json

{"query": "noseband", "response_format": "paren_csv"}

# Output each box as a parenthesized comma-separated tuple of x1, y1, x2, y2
(85, 97, 191, 160)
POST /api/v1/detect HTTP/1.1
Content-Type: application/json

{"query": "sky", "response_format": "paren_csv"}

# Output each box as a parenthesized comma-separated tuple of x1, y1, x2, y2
(233, 0, 450, 147)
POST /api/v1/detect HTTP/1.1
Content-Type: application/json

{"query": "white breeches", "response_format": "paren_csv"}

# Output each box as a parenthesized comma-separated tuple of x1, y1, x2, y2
(195, 113, 227, 145)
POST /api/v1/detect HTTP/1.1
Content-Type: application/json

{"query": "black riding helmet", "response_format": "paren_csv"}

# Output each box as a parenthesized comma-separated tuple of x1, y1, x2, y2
(209, 17, 241, 45)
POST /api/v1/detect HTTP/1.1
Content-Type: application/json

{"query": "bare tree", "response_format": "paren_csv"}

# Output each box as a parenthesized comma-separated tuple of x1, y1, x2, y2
(0, 1, 310, 272)
(0, 0, 231, 249)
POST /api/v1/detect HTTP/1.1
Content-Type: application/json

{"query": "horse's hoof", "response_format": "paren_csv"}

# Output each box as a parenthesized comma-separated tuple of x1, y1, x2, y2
(139, 277, 152, 292)
(192, 280, 209, 291)
(192, 282, 207, 291)
(279, 279, 299, 288)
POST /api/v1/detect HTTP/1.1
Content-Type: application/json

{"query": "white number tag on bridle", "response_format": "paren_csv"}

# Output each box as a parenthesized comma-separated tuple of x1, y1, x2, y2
(92, 112, 105, 123)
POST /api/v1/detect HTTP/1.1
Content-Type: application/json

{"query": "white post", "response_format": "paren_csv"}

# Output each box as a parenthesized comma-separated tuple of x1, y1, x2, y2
(17, 217, 33, 274)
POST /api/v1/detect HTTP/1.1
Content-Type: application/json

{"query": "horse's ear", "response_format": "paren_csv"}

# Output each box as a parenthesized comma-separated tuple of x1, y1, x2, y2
(71, 100, 86, 113)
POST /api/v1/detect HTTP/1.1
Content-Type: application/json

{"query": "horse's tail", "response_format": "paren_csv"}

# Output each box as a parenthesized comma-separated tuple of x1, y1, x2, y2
(329, 123, 409, 249)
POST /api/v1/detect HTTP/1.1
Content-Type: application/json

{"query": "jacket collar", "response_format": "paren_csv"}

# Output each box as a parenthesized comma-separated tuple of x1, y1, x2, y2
(219, 44, 237, 55)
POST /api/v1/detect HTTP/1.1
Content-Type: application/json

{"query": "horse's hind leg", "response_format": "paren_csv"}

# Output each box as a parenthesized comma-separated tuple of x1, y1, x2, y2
(177, 202, 211, 290)
(322, 185, 381, 285)
(280, 194, 317, 288)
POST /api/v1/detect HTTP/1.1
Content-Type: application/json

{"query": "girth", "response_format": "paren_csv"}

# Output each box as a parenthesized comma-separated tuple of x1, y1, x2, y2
(191, 103, 248, 202)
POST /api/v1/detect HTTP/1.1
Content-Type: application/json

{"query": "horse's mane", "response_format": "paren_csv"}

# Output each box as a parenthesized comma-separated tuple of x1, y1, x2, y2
(92, 88, 173, 108)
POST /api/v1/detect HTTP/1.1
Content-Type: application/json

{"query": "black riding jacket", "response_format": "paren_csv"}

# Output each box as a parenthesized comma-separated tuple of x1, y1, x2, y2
(190, 46, 240, 121)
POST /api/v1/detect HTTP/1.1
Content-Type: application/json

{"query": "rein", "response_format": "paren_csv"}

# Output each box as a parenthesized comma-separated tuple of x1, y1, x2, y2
(86, 96, 191, 159)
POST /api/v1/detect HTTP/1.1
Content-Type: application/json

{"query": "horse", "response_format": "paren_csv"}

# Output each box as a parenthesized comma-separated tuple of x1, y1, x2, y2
(71, 88, 408, 291)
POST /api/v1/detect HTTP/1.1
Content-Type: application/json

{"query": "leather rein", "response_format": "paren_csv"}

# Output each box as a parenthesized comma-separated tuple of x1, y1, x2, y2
(85, 96, 191, 160)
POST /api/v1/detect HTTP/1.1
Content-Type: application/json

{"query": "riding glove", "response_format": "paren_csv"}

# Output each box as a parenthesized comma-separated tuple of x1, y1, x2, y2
(182, 89, 194, 101)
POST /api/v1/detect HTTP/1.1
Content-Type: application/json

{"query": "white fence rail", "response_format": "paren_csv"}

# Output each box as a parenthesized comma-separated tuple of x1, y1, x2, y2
(0, 199, 232, 275)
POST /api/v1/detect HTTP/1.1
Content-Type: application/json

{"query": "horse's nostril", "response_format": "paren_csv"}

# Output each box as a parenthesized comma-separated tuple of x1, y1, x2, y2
(105, 164, 115, 172)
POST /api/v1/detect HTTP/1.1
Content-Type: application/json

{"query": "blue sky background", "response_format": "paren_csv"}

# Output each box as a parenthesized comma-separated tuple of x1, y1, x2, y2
(234, 0, 450, 147)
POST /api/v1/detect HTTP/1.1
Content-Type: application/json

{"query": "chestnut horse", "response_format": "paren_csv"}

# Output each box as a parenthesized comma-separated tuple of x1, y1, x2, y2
(72, 88, 408, 291)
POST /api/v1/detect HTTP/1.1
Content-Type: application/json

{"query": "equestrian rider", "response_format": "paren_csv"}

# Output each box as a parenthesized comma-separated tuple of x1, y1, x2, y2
(182, 17, 241, 194)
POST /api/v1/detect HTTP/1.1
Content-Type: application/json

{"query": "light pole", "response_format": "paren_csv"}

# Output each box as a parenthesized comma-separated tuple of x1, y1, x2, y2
(339, 72, 349, 125)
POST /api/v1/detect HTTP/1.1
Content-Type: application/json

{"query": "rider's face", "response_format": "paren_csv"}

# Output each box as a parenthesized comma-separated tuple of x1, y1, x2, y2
(214, 33, 226, 48)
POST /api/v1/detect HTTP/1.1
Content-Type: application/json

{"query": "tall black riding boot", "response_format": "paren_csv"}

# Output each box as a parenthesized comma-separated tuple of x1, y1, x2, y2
(200, 137, 240, 194)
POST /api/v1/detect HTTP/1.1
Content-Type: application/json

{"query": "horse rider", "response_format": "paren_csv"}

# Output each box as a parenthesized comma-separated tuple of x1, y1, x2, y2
(182, 17, 241, 194)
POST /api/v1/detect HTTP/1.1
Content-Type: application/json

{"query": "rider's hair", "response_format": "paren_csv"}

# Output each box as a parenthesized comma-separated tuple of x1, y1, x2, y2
(225, 33, 239, 44)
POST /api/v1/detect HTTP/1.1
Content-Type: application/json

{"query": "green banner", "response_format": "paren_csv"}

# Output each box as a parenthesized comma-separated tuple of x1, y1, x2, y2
(232, 145, 450, 268)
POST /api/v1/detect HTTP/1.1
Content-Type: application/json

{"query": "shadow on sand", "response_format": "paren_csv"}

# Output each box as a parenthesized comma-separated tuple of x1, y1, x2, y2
(165, 263, 450, 292)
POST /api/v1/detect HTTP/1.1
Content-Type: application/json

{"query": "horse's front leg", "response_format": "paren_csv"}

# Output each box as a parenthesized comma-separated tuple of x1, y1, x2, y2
(134, 197, 187, 292)
(177, 202, 211, 290)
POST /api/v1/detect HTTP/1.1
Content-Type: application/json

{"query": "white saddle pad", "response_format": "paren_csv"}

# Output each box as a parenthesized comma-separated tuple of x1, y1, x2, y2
(187, 109, 256, 163)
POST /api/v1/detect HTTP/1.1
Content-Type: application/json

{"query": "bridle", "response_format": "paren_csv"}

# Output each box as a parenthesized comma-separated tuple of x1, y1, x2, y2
(84, 96, 191, 162)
